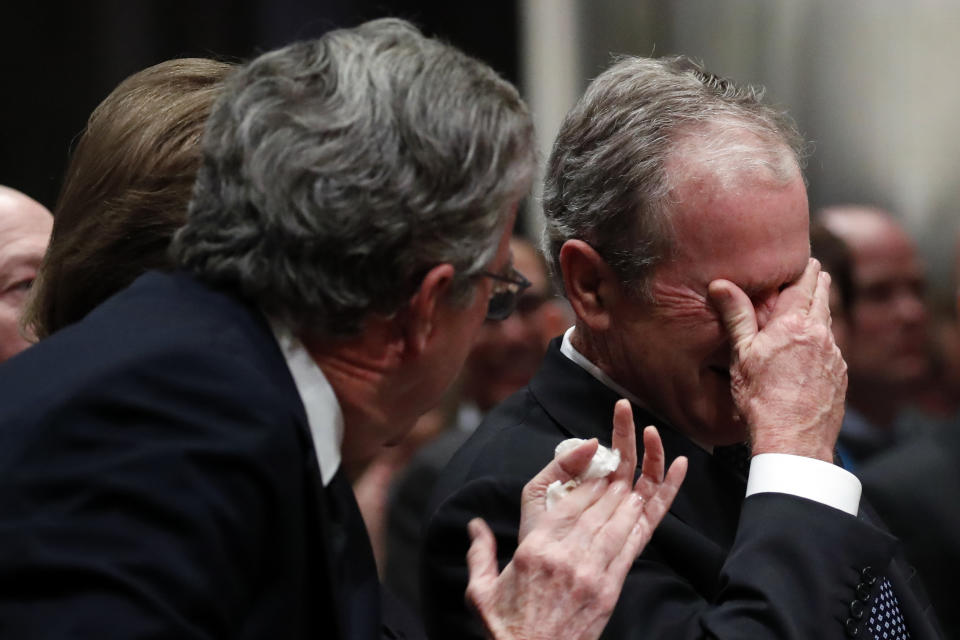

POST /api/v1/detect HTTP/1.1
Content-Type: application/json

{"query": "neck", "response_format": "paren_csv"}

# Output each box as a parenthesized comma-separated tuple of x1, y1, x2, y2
(571, 324, 636, 394)
(302, 327, 406, 471)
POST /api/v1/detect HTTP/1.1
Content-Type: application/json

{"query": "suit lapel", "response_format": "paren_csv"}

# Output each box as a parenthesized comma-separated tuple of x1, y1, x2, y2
(313, 468, 381, 640)
(285, 375, 379, 640)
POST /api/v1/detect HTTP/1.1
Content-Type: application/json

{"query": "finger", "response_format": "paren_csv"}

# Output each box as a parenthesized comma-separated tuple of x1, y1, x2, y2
(465, 518, 499, 608)
(577, 483, 644, 566)
(810, 270, 833, 325)
(646, 456, 687, 518)
(597, 455, 687, 573)
(521, 438, 599, 505)
(610, 399, 638, 484)
(639, 426, 666, 485)
(545, 476, 611, 539)
(608, 456, 688, 577)
(569, 479, 634, 546)
(708, 279, 758, 353)
(771, 257, 820, 318)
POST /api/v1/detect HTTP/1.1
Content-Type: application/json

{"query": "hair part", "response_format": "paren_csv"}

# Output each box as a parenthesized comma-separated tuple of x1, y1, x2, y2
(172, 18, 535, 339)
(24, 57, 236, 339)
(542, 55, 807, 301)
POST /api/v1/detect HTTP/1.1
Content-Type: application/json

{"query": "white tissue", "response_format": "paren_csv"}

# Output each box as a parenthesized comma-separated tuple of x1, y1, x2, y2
(545, 438, 621, 510)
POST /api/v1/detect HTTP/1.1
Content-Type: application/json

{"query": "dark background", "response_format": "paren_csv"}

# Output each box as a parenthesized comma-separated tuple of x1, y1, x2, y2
(2, 1, 519, 210)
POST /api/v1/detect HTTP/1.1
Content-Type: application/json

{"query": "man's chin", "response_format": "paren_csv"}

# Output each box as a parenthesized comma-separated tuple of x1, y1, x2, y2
(700, 399, 749, 446)
(667, 401, 747, 448)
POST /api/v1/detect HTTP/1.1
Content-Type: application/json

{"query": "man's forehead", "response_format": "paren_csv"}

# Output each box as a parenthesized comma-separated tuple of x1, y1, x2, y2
(0, 191, 52, 240)
(661, 163, 810, 292)
(669, 173, 808, 245)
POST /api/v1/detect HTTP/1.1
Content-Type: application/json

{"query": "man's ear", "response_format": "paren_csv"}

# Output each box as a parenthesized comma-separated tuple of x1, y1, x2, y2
(559, 240, 618, 332)
(404, 263, 457, 356)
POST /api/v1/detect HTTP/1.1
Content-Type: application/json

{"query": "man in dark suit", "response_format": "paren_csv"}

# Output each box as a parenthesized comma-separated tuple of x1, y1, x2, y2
(860, 420, 960, 639)
(423, 55, 944, 639)
(0, 20, 686, 640)
(858, 245, 960, 638)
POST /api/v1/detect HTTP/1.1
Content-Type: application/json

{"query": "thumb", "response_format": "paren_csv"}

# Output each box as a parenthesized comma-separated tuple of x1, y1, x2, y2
(708, 279, 758, 352)
(523, 438, 599, 501)
(465, 518, 499, 608)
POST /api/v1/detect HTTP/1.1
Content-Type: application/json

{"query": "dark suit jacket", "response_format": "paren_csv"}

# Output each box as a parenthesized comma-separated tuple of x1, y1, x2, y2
(386, 425, 474, 610)
(0, 271, 401, 639)
(422, 339, 942, 639)
(860, 424, 960, 639)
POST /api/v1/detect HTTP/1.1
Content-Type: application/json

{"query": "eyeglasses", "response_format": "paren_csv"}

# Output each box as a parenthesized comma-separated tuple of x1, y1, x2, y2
(478, 265, 532, 321)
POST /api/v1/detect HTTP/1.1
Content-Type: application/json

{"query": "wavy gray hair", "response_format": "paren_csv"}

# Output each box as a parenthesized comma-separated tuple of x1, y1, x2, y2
(542, 55, 806, 300)
(172, 18, 534, 337)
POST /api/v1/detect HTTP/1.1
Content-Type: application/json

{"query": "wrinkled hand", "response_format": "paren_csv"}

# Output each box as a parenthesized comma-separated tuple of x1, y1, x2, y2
(465, 399, 687, 640)
(708, 258, 847, 463)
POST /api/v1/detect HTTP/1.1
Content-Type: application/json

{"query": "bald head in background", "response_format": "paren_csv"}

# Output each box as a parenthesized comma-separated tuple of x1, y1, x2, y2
(0, 186, 52, 362)
(819, 205, 929, 435)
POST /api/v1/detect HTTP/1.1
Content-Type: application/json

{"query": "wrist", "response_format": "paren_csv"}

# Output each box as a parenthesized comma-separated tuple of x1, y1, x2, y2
(750, 436, 834, 464)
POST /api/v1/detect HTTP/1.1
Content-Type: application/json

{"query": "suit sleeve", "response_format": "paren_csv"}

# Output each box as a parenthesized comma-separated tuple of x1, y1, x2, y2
(421, 477, 902, 639)
(0, 347, 300, 639)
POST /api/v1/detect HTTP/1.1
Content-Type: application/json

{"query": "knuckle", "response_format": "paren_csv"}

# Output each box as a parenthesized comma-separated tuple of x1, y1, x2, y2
(809, 323, 830, 342)
(595, 588, 618, 615)
(465, 581, 489, 611)
(572, 565, 601, 595)
(522, 529, 548, 551)
(520, 483, 538, 503)
(512, 544, 537, 572)
(464, 581, 479, 603)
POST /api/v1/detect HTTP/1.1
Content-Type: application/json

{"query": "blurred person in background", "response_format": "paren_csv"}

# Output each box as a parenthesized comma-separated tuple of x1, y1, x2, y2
(23, 58, 235, 340)
(0, 19, 685, 639)
(457, 235, 571, 415)
(0, 185, 51, 362)
(809, 219, 854, 355)
(382, 234, 569, 607)
(819, 205, 932, 469)
(858, 226, 960, 640)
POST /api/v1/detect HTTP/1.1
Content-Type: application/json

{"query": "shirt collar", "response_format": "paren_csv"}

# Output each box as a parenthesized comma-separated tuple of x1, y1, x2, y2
(560, 326, 713, 453)
(560, 326, 647, 408)
(270, 321, 343, 486)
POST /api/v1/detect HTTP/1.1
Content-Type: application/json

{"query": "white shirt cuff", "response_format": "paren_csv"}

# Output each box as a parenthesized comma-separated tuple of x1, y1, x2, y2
(745, 453, 861, 516)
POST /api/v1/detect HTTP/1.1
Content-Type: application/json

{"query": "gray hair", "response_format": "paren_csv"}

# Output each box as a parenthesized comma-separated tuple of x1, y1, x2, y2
(171, 18, 535, 337)
(542, 55, 806, 300)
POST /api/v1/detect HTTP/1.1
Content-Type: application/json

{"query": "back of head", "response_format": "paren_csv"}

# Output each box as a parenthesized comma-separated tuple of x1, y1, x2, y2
(172, 18, 535, 339)
(810, 219, 854, 315)
(816, 205, 905, 250)
(542, 55, 806, 299)
(26, 58, 235, 339)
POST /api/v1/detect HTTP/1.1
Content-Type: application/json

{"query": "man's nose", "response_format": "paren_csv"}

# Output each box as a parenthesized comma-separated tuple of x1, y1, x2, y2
(495, 313, 530, 343)
(895, 288, 927, 325)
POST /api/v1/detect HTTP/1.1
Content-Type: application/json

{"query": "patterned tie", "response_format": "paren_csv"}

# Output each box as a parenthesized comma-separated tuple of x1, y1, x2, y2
(860, 575, 911, 640)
